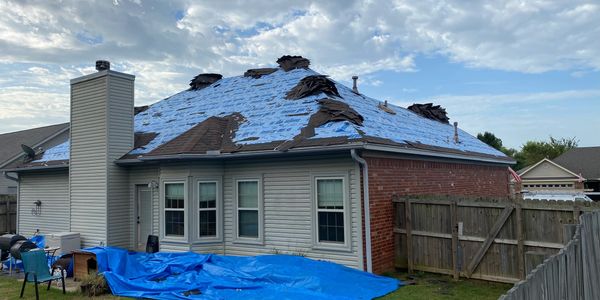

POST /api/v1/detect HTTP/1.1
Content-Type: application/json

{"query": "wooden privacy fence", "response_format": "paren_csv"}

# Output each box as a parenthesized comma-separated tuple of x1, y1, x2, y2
(393, 196, 600, 283)
(500, 212, 600, 300)
(0, 194, 17, 234)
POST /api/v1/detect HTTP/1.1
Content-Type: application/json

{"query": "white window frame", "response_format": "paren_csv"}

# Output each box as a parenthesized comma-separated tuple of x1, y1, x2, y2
(233, 177, 263, 244)
(161, 181, 188, 241)
(195, 179, 222, 242)
(312, 174, 351, 251)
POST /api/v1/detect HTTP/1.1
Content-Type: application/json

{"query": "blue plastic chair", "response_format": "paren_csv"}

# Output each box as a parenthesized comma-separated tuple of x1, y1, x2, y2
(20, 250, 65, 300)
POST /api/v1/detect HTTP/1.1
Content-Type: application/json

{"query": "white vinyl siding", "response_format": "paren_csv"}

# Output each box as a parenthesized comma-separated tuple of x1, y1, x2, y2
(69, 71, 134, 248)
(17, 171, 69, 236)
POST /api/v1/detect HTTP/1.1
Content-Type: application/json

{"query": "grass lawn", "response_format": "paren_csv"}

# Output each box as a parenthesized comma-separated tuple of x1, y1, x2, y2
(0, 271, 511, 300)
(378, 271, 512, 300)
(0, 276, 121, 300)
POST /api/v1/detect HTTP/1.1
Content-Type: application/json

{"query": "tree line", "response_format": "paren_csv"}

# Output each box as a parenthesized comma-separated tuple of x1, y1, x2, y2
(476, 132, 578, 170)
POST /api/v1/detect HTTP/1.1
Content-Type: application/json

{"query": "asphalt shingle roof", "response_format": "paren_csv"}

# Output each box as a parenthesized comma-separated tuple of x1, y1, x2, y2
(553, 147, 600, 180)
(32, 65, 509, 164)
(0, 123, 68, 167)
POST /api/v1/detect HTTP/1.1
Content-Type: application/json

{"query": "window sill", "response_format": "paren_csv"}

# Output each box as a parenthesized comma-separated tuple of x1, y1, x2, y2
(191, 238, 223, 245)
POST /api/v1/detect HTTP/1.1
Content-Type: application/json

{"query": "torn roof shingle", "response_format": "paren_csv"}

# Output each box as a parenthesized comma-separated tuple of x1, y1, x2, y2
(33, 65, 508, 164)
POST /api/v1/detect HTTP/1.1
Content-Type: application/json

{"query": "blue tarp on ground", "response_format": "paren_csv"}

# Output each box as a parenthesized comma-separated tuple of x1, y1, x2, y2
(84, 247, 401, 300)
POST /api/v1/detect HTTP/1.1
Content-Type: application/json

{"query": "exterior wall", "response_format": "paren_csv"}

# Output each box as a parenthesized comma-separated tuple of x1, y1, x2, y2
(364, 154, 510, 273)
(106, 75, 134, 247)
(0, 130, 69, 196)
(70, 70, 134, 247)
(70, 75, 109, 247)
(149, 154, 363, 269)
(18, 170, 70, 235)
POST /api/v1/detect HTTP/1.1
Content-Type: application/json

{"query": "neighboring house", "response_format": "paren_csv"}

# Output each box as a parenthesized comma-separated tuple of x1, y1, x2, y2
(554, 147, 600, 200)
(1, 57, 514, 273)
(518, 158, 585, 192)
(0, 123, 69, 195)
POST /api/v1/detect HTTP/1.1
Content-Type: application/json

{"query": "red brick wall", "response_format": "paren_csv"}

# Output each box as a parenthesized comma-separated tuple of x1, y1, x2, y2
(363, 156, 510, 273)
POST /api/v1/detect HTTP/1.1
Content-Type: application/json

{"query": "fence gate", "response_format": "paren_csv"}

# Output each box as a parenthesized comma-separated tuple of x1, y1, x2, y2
(0, 195, 17, 234)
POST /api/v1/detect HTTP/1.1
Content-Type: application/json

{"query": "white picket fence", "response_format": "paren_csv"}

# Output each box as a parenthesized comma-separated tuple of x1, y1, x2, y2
(499, 212, 600, 300)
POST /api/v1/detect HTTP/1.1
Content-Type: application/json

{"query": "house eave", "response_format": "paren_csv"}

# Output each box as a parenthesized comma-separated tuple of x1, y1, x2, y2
(116, 142, 514, 166)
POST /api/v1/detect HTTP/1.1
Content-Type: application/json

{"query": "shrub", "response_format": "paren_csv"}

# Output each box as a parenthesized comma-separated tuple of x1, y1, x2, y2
(79, 274, 109, 297)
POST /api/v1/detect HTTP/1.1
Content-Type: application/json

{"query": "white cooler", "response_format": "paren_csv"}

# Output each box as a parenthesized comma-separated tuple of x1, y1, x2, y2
(45, 232, 80, 256)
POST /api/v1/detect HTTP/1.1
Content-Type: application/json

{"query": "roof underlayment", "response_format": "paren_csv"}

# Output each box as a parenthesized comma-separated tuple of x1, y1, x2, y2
(32, 61, 507, 164)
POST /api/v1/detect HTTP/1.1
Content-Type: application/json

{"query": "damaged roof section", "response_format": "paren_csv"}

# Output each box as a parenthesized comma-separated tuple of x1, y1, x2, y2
(148, 113, 244, 156)
(189, 73, 222, 90)
(277, 98, 363, 152)
(244, 68, 278, 79)
(277, 55, 310, 71)
(286, 75, 341, 100)
(407, 103, 449, 124)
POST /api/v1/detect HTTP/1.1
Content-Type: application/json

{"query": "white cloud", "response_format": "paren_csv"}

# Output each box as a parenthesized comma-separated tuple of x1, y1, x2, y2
(0, 0, 599, 136)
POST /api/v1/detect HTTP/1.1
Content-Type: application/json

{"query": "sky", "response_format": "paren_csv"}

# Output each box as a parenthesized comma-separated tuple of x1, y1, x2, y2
(0, 0, 598, 149)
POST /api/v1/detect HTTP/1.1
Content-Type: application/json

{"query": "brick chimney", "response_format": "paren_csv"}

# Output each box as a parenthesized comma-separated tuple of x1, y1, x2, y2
(69, 61, 135, 247)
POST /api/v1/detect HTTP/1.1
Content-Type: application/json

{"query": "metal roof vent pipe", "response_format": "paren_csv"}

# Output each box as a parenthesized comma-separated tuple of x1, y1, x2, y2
(453, 122, 459, 143)
(95, 60, 110, 71)
(352, 75, 359, 93)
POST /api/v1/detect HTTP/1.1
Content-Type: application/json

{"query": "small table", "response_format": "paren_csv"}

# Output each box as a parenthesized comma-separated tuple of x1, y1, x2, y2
(43, 247, 61, 264)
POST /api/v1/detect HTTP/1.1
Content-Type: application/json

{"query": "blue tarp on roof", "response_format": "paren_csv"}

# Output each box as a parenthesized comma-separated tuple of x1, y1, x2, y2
(34, 67, 506, 163)
(84, 247, 401, 300)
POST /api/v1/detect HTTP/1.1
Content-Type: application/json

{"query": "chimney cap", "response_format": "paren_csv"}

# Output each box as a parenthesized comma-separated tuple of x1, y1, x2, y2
(96, 60, 110, 71)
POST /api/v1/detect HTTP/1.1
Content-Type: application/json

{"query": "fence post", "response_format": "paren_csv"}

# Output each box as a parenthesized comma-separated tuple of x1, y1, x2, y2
(516, 202, 525, 280)
(451, 199, 459, 280)
(405, 199, 413, 274)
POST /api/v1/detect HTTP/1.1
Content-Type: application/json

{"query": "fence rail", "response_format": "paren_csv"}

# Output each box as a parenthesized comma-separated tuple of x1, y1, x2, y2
(394, 196, 597, 283)
(0, 194, 17, 234)
(500, 211, 600, 300)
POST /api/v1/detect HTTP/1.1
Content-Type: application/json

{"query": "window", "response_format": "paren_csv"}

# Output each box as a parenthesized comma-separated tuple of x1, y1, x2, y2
(237, 180, 259, 239)
(198, 182, 217, 238)
(164, 183, 185, 237)
(316, 178, 345, 243)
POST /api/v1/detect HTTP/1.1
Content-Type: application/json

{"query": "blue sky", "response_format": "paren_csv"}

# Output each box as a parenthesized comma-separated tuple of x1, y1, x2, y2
(0, 0, 598, 149)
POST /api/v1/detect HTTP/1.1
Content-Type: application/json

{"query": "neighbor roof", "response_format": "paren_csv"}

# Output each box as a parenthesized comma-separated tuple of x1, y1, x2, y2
(0, 123, 69, 168)
(553, 147, 600, 180)
(24, 57, 512, 168)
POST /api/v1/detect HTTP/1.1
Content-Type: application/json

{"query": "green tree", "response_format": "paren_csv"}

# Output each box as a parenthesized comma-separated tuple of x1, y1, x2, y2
(477, 132, 503, 151)
(518, 136, 578, 167)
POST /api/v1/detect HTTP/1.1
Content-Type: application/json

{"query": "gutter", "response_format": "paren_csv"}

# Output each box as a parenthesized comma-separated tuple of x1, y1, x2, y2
(117, 142, 514, 166)
(2, 164, 68, 173)
(362, 144, 515, 165)
(3, 171, 19, 182)
(351, 149, 373, 273)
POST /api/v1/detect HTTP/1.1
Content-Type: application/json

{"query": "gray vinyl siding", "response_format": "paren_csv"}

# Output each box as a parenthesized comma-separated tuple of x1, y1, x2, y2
(222, 155, 362, 269)
(106, 76, 134, 247)
(69, 71, 134, 248)
(149, 154, 362, 269)
(70, 76, 109, 247)
(18, 171, 69, 235)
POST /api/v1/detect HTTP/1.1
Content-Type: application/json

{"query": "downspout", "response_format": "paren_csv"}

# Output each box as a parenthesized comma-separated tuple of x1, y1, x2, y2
(3, 171, 19, 182)
(351, 149, 372, 273)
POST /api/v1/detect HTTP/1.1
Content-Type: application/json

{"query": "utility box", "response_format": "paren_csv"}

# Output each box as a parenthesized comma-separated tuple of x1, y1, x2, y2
(46, 232, 81, 255)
